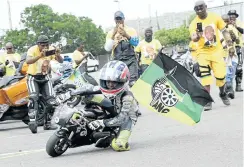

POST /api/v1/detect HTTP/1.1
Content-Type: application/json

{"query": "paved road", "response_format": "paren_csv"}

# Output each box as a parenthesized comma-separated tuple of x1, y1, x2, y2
(0, 72, 243, 167)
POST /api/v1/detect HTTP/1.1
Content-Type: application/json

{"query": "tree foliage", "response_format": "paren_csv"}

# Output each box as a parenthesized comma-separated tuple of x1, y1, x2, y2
(2, 29, 35, 52)
(154, 26, 190, 46)
(2, 4, 106, 54)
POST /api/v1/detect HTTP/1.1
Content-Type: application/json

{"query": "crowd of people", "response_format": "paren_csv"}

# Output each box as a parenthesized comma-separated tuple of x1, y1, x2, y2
(0, 0, 243, 151)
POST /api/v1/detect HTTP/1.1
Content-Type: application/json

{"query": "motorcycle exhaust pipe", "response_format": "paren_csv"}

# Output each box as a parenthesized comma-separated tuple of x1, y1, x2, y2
(92, 131, 111, 141)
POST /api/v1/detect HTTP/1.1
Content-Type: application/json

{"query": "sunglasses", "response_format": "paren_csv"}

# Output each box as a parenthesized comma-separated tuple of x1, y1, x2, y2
(194, 5, 205, 11)
(115, 17, 123, 21)
(40, 43, 49, 47)
(6, 48, 12, 50)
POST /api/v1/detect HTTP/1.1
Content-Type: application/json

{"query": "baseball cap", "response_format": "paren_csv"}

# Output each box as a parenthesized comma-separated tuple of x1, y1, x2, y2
(114, 11, 125, 19)
(228, 10, 239, 18)
(194, 0, 206, 7)
(37, 35, 49, 43)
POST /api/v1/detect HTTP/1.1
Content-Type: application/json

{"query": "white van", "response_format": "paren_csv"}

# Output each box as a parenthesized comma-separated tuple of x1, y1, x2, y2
(61, 51, 99, 72)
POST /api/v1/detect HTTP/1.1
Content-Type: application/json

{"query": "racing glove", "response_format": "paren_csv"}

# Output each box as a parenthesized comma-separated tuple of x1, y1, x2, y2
(88, 120, 105, 131)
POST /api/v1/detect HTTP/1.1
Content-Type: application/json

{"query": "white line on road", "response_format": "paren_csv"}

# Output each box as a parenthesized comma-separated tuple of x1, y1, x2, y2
(6, 131, 53, 139)
(0, 149, 45, 160)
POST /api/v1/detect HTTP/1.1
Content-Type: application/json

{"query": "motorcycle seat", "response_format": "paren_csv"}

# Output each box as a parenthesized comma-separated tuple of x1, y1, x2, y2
(85, 108, 105, 117)
(0, 75, 25, 89)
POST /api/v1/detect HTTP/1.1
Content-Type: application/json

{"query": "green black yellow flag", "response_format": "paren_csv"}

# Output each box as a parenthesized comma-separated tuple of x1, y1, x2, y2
(131, 52, 214, 125)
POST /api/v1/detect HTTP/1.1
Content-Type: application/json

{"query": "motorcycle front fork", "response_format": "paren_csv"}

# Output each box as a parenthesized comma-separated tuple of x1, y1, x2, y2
(62, 131, 74, 151)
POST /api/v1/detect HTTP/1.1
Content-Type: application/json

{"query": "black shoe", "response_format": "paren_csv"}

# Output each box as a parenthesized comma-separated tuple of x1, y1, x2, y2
(43, 123, 58, 130)
(28, 121, 38, 134)
(137, 111, 142, 116)
(236, 84, 243, 92)
(204, 102, 212, 111)
(226, 83, 235, 99)
(219, 93, 231, 106)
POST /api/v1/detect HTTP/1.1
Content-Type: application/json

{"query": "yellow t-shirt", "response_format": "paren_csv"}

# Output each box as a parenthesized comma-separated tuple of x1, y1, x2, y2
(188, 41, 199, 60)
(0, 53, 21, 76)
(26, 45, 55, 75)
(189, 12, 226, 55)
(135, 39, 162, 65)
(72, 50, 87, 68)
(106, 25, 137, 56)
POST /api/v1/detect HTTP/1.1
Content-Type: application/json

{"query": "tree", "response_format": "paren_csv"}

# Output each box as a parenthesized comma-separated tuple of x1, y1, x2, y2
(20, 4, 60, 43)
(154, 26, 190, 46)
(2, 29, 35, 53)
(3, 4, 106, 55)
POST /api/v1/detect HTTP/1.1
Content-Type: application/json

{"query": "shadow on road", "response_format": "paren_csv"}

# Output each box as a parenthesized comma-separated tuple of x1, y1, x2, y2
(0, 120, 22, 125)
(0, 125, 28, 132)
(48, 147, 112, 159)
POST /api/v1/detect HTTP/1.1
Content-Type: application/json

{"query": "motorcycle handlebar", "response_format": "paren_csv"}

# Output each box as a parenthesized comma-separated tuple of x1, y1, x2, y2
(70, 89, 102, 96)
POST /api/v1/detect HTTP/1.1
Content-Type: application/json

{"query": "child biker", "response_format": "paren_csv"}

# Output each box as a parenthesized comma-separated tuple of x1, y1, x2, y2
(64, 60, 139, 151)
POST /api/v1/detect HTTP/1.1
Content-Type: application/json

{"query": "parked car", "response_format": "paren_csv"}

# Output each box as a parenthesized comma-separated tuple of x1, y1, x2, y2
(60, 51, 99, 72)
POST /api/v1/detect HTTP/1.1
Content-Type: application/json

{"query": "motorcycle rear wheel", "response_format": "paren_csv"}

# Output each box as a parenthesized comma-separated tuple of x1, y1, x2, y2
(21, 99, 46, 126)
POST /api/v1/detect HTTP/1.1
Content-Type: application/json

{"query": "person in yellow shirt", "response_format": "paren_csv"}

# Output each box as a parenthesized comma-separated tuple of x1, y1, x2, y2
(188, 41, 199, 60)
(26, 35, 63, 133)
(189, 0, 234, 110)
(135, 28, 162, 74)
(227, 10, 243, 92)
(104, 11, 139, 87)
(0, 42, 21, 76)
(72, 43, 88, 71)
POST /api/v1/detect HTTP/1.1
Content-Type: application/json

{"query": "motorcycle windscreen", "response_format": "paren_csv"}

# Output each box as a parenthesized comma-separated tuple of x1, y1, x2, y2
(51, 104, 77, 126)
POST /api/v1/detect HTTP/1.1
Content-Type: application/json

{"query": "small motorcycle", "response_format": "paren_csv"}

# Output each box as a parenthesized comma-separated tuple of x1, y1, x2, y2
(171, 50, 194, 74)
(46, 89, 117, 157)
(0, 55, 74, 125)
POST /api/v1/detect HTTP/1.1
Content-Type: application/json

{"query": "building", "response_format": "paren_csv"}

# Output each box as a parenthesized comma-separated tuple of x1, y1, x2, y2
(125, 2, 244, 36)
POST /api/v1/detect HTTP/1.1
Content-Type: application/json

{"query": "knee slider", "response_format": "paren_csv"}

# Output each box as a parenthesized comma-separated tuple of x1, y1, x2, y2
(215, 76, 225, 81)
(28, 94, 39, 109)
(194, 63, 211, 77)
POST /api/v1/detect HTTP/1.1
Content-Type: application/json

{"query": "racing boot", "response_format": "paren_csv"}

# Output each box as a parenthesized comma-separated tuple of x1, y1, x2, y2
(204, 102, 212, 111)
(28, 109, 38, 134)
(43, 111, 58, 130)
(226, 82, 235, 99)
(203, 85, 212, 111)
(111, 130, 131, 151)
(219, 84, 230, 106)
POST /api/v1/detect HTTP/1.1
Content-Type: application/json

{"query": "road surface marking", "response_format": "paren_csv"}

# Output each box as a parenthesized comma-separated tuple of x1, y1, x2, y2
(0, 149, 45, 160)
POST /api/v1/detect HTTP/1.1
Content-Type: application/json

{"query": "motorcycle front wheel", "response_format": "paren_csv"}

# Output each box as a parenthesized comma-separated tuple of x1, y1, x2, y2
(46, 133, 69, 157)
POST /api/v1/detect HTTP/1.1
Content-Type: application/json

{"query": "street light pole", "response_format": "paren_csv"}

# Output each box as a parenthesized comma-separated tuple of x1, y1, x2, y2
(7, 0, 13, 30)
(114, 0, 120, 10)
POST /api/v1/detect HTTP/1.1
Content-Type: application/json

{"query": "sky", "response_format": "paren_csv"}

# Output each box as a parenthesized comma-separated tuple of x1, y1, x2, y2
(0, 0, 241, 31)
